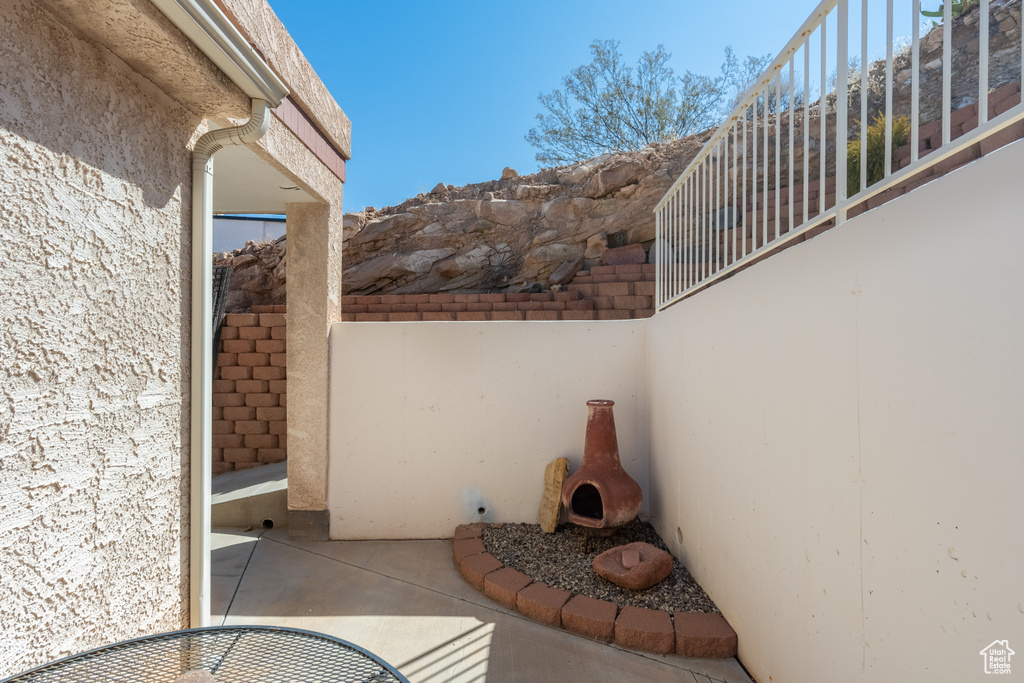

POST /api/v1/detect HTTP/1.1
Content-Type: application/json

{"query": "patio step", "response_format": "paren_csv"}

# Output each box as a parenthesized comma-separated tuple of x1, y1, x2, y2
(212, 461, 288, 529)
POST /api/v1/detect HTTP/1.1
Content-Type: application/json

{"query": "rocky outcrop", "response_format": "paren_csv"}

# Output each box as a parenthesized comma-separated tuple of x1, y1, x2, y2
(214, 235, 287, 313)
(342, 134, 710, 296)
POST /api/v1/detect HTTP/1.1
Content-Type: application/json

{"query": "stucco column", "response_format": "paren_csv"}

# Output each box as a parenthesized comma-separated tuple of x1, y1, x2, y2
(285, 201, 342, 540)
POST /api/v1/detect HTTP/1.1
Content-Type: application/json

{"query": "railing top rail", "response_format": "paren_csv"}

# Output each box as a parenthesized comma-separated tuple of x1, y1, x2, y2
(654, 0, 839, 213)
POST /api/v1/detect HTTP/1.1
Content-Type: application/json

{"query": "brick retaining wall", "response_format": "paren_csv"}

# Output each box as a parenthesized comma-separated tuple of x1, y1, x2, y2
(341, 265, 657, 322)
(212, 305, 287, 473)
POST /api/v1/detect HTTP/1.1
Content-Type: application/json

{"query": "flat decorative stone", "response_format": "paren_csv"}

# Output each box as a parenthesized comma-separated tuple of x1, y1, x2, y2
(516, 581, 571, 627)
(593, 541, 673, 590)
(561, 595, 618, 643)
(483, 567, 532, 609)
(537, 457, 568, 533)
(458, 552, 503, 591)
(615, 606, 675, 654)
(674, 611, 738, 658)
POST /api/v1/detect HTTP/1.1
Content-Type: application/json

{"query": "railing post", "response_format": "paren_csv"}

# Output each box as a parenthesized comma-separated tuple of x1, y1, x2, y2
(837, 0, 849, 223)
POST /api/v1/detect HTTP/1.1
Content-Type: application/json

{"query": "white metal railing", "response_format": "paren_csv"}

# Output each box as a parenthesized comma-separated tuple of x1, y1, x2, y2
(655, 0, 1024, 308)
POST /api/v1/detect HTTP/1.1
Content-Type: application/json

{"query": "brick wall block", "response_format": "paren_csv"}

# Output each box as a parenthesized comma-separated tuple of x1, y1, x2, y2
(234, 421, 269, 435)
(257, 406, 287, 421)
(614, 295, 651, 310)
(212, 420, 235, 434)
(219, 366, 252, 380)
(223, 406, 257, 421)
(245, 393, 278, 407)
(270, 353, 287, 367)
(225, 313, 257, 327)
(268, 380, 287, 394)
(253, 366, 286, 381)
(235, 379, 269, 394)
(220, 326, 239, 340)
(259, 313, 287, 327)
(213, 434, 244, 448)
(596, 282, 631, 297)
(237, 353, 270, 367)
(269, 420, 288, 435)
(212, 393, 245, 407)
(256, 339, 286, 353)
(238, 326, 270, 340)
(222, 339, 255, 353)
(244, 434, 278, 449)
(271, 326, 286, 340)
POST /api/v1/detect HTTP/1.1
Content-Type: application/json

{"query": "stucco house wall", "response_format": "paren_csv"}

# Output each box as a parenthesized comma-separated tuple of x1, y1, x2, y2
(0, 2, 202, 673)
(0, 0, 348, 674)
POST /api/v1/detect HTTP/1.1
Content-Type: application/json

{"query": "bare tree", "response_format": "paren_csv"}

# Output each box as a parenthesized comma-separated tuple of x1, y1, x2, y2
(526, 41, 773, 166)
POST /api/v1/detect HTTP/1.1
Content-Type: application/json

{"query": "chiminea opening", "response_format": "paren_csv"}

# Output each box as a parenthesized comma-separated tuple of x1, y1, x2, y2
(570, 484, 603, 520)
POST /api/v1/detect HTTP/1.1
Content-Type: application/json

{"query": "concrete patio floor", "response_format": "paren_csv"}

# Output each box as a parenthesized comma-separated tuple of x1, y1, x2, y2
(213, 528, 753, 683)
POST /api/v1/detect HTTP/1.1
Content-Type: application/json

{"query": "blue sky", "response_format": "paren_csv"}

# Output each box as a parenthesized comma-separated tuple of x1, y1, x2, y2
(267, 0, 826, 213)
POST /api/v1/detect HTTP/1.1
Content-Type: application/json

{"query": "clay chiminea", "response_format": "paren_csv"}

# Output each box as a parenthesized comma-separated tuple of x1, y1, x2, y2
(561, 400, 642, 533)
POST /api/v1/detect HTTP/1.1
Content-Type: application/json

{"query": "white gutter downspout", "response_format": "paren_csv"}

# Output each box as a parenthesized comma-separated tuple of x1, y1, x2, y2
(189, 99, 272, 627)
(149, 0, 289, 629)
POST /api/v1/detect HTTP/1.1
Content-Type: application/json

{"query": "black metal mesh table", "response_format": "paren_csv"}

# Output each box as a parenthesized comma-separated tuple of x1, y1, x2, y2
(1, 626, 410, 683)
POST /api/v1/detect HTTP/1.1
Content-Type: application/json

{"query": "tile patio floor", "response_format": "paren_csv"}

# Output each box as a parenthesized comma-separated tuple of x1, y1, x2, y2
(213, 528, 753, 683)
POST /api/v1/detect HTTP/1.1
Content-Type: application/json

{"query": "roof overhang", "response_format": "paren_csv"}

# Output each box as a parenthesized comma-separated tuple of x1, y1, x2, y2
(150, 0, 289, 106)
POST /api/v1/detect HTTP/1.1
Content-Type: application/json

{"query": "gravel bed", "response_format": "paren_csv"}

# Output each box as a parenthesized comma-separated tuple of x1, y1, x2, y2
(481, 520, 719, 613)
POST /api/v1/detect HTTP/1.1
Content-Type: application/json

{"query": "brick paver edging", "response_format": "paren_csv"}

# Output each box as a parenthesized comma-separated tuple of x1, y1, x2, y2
(452, 524, 737, 658)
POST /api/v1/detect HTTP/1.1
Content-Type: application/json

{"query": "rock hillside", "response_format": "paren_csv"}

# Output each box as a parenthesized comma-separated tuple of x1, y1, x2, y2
(341, 134, 711, 296)
(213, 235, 286, 313)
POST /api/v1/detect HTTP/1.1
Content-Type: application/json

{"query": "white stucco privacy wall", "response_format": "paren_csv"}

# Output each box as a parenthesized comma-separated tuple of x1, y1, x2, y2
(329, 321, 649, 539)
(0, 3, 197, 674)
(647, 139, 1024, 682)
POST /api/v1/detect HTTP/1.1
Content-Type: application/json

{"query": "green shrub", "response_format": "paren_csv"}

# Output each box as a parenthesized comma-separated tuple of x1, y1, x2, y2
(847, 113, 910, 198)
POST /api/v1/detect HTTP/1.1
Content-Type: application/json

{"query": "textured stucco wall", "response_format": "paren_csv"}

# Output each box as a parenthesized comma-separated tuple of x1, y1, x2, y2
(647, 140, 1024, 682)
(329, 320, 649, 539)
(0, 2, 201, 674)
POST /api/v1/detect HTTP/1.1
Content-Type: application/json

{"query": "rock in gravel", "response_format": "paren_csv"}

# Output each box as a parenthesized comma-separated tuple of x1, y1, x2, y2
(593, 541, 673, 590)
